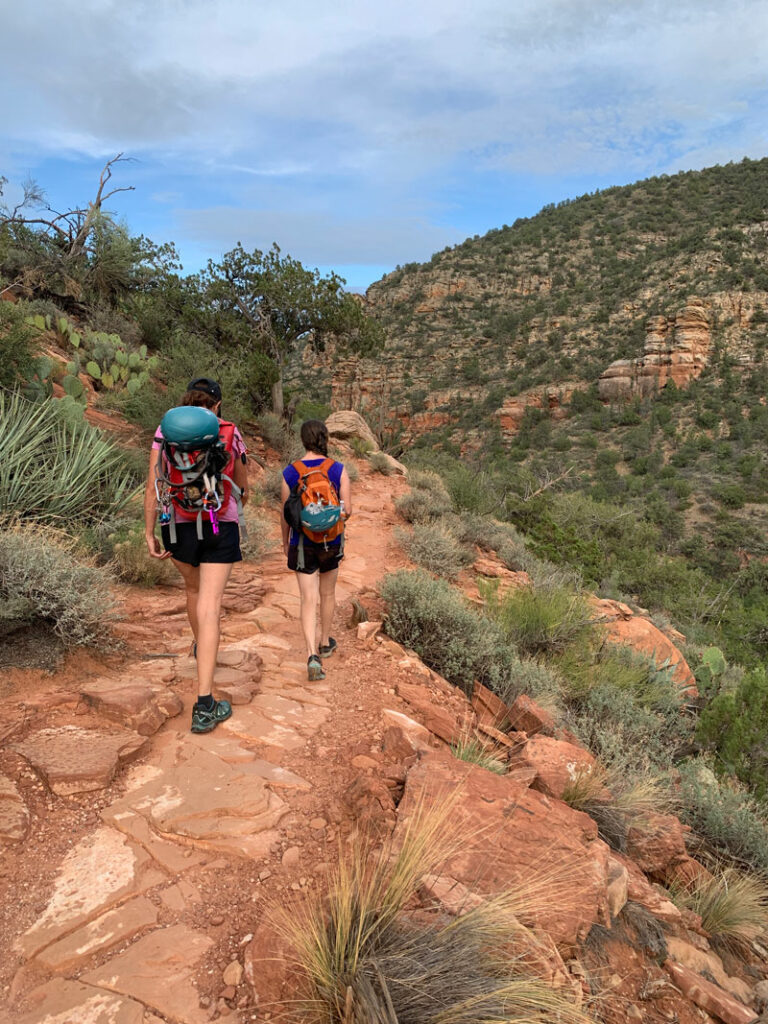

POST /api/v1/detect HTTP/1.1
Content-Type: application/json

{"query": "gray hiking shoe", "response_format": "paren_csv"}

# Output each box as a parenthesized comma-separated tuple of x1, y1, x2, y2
(319, 637, 338, 658)
(191, 698, 232, 733)
(308, 655, 326, 681)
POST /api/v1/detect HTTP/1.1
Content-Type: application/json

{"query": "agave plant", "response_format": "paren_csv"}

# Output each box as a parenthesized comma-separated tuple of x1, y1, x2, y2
(0, 390, 136, 526)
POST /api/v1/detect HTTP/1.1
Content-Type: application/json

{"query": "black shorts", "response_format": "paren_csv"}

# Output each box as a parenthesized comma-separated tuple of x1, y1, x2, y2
(161, 521, 242, 567)
(287, 541, 343, 575)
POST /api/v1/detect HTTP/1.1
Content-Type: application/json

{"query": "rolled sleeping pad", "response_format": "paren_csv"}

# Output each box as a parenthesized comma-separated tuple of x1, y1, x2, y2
(160, 406, 220, 451)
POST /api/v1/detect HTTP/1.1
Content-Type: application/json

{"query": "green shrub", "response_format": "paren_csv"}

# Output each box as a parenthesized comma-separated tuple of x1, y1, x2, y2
(369, 451, 393, 475)
(346, 460, 359, 482)
(677, 762, 768, 872)
(261, 467, 285, 501)
(257, 412, 299, 459)
(484, 580, 593, 658)
(397, 522, 473, 581)
(396, 473, 452, 523)
(567, 679, 694, 775)
(0, 525, 114, 646)
(0, 303, 37, 388)
(380, 569, 515, 694)
(0, 391, 135, 526)
(83, 517, 175, 586)
(697, 666, 768, 799)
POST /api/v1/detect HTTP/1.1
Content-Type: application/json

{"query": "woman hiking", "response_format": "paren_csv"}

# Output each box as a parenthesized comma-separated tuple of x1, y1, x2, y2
(144, 378, 249, 733)
(281, 419, 352, 681)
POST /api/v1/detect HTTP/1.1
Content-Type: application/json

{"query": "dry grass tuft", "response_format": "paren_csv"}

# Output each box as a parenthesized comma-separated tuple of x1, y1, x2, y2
(274, 802, 594, 1023)
(562, 767, 671, 853)
(451, 733, 508, 775)
(675, 867, 768, 950)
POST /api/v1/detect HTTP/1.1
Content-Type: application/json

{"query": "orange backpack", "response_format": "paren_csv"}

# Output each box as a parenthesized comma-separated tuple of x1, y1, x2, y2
(291, 458, 344, 544)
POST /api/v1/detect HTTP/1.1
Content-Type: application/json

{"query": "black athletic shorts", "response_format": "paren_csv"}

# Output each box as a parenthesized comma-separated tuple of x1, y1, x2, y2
(161, 521, 242, 567)
(287, 541, 343, 575)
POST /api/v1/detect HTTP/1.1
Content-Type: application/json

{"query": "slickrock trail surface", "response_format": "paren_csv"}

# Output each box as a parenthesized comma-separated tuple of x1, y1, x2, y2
(0, 464, 420, 1024)
(3, 456, 767, 1024)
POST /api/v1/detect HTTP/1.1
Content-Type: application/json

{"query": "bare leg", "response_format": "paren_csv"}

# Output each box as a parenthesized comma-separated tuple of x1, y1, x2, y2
(295, 570, 320, 657)
(172, 559, 200, 642)
(319, 568, 339, 647)
(195, 562, 233, 697)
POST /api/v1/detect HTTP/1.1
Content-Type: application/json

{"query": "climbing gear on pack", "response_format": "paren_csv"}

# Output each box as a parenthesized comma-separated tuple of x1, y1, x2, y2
(319, 637, 337, 659)
(307, 655, 326, 681)
(155, 407, 247, 544)
(283, 458, 344, 570)
(190, 697, 232, 733)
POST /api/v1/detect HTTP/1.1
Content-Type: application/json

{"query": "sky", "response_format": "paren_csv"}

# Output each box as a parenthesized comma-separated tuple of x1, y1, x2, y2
(2, 0, 767, 291)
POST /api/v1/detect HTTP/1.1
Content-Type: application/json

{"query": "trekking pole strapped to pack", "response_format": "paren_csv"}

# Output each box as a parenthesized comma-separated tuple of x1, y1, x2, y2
(156, 406, 247, 543)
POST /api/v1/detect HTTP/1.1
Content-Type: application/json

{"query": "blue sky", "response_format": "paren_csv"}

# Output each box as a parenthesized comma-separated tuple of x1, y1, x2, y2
(2, 0, 767, 291)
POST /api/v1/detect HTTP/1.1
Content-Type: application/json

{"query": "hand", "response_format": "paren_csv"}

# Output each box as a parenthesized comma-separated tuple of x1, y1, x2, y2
(146, 533, 171, 560)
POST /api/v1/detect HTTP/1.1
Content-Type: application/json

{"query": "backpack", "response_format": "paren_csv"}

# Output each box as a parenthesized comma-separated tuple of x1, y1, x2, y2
(283, 458, 344, 569)
(155, 406, 246, 542)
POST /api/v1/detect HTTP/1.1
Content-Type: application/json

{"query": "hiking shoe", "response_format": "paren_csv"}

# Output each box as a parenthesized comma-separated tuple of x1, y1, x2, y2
(191, 698, 232, 733)
(307, 655, 326, 681)
(319, 637, 338, 659)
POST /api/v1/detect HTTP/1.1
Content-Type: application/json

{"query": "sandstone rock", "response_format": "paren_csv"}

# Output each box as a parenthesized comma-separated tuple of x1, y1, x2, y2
(599, 301, 711, 402)
(471, 681, 509, 728)
(82, 924, 214, 1024)
(665, 937, 753, 1005)
(513, 735, 596, 800)
(221, 577, 267, 613)
(281, 846, 301, 868)
(666, 855, 715, 890)
(326, 410, 379, 450)
(510, 927, 582, 1001)
(344, 774, 397, 833)
(103, 741, 287, 859)
(81, 677, 183, 735)
(36, 896, 158, 973)
(626, 813, 689, 879)
(381, 709, 434, 757)
(373, 451, 408, 475)
(507, 694, 556, 737)
(615, 853, 683, 923)
(396, 755, 610, 948)
(217, 704, 306, 751)
(222, 960, 243, 987)
(754, 981, 768, 1010)
(665, 959, 758, 1024)
(17, 827, 162, 959)
(495, 385, 579, 438)
(12, 726, 148, 795)
(17, 979, 144, 1024)
(395, 681, 464, 744)
(357, 620, 383, 641)
(244, 921, 293, 1009)
(418, 874, 484, 914)
(593, 600, 697, 694)
(606, 856, 629, 920)
(0, 773, 30, 842)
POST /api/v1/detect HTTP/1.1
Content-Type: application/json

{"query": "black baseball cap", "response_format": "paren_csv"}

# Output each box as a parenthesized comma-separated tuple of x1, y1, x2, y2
(187, 378, 222, 402)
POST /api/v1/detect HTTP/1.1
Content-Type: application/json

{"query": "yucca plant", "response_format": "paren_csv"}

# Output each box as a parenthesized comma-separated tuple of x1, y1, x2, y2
(674, 867, 768, 951)
(274, 803, 593, 1024)
(0, 390, 136, 526)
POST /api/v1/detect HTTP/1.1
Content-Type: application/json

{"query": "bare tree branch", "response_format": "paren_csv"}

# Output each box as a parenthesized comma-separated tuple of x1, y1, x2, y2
(521, 465, 575, 502)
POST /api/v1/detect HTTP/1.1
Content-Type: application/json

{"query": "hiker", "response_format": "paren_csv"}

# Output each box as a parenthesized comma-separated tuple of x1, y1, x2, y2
(281, 419, 352, 681)
(144, 378, 249, 733)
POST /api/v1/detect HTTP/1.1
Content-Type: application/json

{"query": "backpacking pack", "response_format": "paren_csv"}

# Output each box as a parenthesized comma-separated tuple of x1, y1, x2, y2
(283, 458, 344, 570)
(155, 406, 247, 543)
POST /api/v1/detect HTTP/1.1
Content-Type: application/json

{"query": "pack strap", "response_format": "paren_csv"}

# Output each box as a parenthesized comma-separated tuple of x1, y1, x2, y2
(222, 474, 248, 542)
(297, 533, 305, 571)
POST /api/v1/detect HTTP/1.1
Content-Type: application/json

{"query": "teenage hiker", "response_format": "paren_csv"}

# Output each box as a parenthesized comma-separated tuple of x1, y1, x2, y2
(281, 419, 352, 681)
(144, 378, 249, 733)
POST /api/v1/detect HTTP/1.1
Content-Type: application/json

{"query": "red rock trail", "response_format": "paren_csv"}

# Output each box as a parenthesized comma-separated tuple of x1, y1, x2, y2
(1, 457, 765, 1024)
(0, 463, 426, 1023)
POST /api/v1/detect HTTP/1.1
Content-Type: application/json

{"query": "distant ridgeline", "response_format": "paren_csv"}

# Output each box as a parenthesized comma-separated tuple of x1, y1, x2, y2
(290, 156, 768, 449)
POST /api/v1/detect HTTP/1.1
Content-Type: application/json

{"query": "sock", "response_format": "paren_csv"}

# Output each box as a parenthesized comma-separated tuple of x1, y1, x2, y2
(196, 693, 215, 710)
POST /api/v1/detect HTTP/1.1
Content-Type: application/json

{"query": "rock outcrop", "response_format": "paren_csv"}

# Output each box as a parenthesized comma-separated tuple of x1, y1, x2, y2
(599, 300, 711, 401)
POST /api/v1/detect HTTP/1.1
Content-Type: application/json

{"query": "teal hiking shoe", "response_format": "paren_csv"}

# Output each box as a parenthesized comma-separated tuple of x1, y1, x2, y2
(191, 698, 232, 733)
(319, 637, 337, 659)
(308, 655, 326, 681)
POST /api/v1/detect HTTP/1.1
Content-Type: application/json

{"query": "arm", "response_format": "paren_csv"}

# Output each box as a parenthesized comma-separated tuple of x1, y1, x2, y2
(232, 455, 249, 506)
(339, 466, 352, 519)
(144, 449, 170, 559)
(280, 477, 291, 554)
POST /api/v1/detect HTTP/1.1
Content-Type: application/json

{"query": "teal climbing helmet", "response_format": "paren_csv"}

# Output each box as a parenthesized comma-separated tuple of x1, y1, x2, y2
(160, 406, 220, 451)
